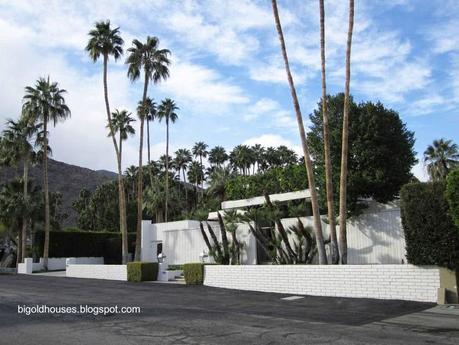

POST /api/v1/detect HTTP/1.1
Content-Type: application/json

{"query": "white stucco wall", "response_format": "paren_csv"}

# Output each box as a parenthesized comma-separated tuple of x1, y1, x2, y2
(204, 265, 441, 302)
(280, 200, 405, 264)
(66, 264, 127, 281)
(142, 201, 404, 265)
(141, 219, 257, 265)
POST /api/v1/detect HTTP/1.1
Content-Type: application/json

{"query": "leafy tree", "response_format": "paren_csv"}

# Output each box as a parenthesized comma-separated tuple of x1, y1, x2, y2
(22, 77, 71, 270)
(401, 182, 459, 269)
(126, 35, 171, 260)
(424, 138, 459, 181)
(157, 98, 179, 222)
(272, 0, 327, 264)
(308, 94, 417, 215)
(446, 168, 459, 229)
(86, 20, 129, 263)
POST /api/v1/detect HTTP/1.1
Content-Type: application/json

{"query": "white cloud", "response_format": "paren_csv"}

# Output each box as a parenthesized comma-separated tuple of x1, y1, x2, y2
(158, 59, 249, 112)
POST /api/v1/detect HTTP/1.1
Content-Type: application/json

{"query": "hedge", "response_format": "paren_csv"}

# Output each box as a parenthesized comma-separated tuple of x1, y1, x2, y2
(183, 263, 204, 285)
(33, 230, 136, 264)
(400, 182, 459, 269)
(127, 262, 158, 282)
(446, 168, 459, 229)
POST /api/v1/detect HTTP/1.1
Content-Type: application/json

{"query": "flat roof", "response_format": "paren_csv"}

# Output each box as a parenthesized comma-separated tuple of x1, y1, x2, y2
(221, 189, 311, 210)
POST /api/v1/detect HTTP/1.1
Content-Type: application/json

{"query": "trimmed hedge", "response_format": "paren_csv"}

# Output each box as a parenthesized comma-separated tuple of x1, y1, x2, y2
(400, 182, 459, 269)
(127, 262, 158, 282)
(446, 168, 459, 229)
(33, 230, 136, 264)
(183, 263, 204, 285)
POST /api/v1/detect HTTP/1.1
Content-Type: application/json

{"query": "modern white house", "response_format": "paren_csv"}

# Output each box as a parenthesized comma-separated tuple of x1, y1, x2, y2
(141, 190, 406, 265)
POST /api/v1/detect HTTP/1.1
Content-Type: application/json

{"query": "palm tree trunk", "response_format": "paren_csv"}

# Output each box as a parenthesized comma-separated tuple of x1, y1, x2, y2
(271, 0, 327, 264)
(134, 72, 149, 261)
(103, 54, 128, 264)
(338, 0, 354, 265)
(320, 0, 339, 264)
(21, 157, 29, 263)
(42, 118, 50, 270)
(183, 168, 188, 208)
(165, 120, 170, 222)
(200, 155, 204, 200)
(147, 119, 151, 164)
(16, 223, 22, 268)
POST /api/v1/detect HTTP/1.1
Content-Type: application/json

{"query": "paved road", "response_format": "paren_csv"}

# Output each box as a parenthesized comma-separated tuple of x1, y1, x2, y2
(0, 274, 458, 344)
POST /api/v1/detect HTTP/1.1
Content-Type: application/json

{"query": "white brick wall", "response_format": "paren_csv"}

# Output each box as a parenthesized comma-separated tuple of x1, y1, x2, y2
(66, 264, 127, 281)
(204, 265, 441, 302)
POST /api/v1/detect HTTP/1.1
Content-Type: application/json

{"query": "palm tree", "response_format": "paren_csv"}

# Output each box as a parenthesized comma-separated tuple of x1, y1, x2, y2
(251, 144, 265, 173)
(319, 0, 338, 264)
(126, 36, 170, 261)
(124, 165, 138, 202)
(277, 145, 297, 167)
(0, 179, 41, 266)
(188, 160, 204, 205)
(209, 146, 228, 168)
(174, 148, 192, 203)
(107, 109, 136, 166)
(85, 20, 129, 264)
(22, 77, 71, 270)
(1, 117, 40, 263)
(192, 142, 208, 199)
(338, 0, 355, 264)
(271, 0, 327, 264)
(140, 97, 157, 164)
(157, 99, 179, 222)
(424, 139, 459, 180)
(207, 166, 233, 202)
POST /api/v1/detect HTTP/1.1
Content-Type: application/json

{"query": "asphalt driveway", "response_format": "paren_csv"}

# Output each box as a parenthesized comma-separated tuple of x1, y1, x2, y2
(0, 274, 458, 344)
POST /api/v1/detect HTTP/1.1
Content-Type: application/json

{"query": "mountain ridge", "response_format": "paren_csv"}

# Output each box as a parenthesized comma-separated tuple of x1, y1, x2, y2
(0, 159, 117, 227)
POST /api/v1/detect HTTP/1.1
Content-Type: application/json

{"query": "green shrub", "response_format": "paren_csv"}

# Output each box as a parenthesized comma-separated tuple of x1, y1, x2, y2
(400, 182, 459, 269)
(183, 263, 204, 285)
(446, 168, 459, 229)
(167, 264, 183, 271)
(127, 262, 158, 282)
(33, 230, 136, 264)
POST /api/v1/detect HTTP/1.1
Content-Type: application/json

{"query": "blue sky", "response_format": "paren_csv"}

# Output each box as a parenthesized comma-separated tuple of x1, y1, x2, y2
(0, 0, 458, 181)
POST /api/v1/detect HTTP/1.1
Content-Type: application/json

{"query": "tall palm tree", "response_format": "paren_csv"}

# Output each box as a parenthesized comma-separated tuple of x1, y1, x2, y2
(192, 142, 208, 199)
(107, 109, 136, 165)
(1, 117, 40, 263)
(338, 0, 355, 264)
(424, 138, 459, 181)
(251, 144, 265, 173)
(85, 20, 129, 263)
(174, 148, 192, 205)
(209, 146, 228, 168)
(271, 0, 327, 264)
(319, 0, 338, 264)
(157, 98, 179, 222)
(188, 160, 204, 204)
(22, 77, 70, 270)
(126, 36, 170, 261)
(140, 97, 157, 164)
